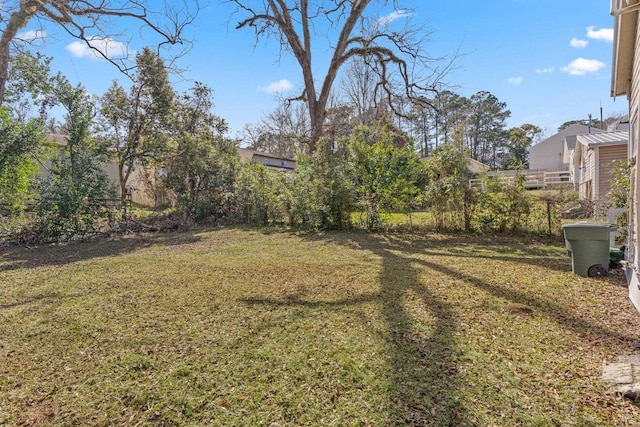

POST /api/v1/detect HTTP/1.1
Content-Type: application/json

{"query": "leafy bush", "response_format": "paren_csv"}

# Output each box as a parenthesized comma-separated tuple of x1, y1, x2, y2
(234, 162, 287, 225)
(35, 147, 116, 242)
(164, 133, 238, 223)
(32, 79, 116, 242)
(609, 159, 630, 227)
(0, 109, 44, 215)
(349, 126, 424, 231)
(307, 138, 354, 230)
(475, 172, 531, 233)
(423, 133, 476, 231)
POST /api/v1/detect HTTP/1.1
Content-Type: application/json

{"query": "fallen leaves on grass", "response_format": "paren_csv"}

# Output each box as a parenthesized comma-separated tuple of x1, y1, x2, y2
(0, 228, 639, 426)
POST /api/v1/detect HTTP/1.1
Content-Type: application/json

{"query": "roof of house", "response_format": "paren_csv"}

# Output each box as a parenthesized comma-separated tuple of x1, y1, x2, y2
(530, 124, 605, 153)
(469, 158, 491, 174)
(576, 131, 629, 148)
(607, 114, 630, 132)
(237, 148, 295, 163)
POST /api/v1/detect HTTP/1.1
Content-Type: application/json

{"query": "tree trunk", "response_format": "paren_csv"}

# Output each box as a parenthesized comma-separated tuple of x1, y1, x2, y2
(308, 103, 325, 154)
(118, 163, 128, 205)
(0, 2, 38, 105)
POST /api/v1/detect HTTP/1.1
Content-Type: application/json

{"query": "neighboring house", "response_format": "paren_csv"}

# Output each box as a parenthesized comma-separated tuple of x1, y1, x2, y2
(569, 131, 628, 201)
(421, 155, 490, 175)
(611, 0, 640, 310)
(469, 158, 491, 174)
(529, 124, 605, 171)
(237, 148, 296, 171)
(563, 134, 580, 187)
(41, 134, 157, 207)
(101, 162, 157, 207)
(608, 114, 630, 132)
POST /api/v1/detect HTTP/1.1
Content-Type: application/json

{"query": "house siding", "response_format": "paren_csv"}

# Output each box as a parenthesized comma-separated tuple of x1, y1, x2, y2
(589, 150, 596, 199)
(578, 144, 594, 200)
(529, 140, 565, 171)
(102, 162, 158, 207)
(611, 2, 640, 312)
(528, 124, 603, 172)
(630, 16, 640, 276)
(598, 144, 628, 200)
(253, 154, 296, 171)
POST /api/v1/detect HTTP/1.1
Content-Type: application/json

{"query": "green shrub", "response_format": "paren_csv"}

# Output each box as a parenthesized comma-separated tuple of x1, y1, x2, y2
(423, 132, 476, 231)
(349, 126, 424, 231)
(475, 172, 530, 233)
(32, 80, 116, 242)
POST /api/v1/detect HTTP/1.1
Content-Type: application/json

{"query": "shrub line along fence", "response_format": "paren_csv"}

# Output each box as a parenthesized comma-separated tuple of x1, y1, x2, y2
(469, 170, 572, 190)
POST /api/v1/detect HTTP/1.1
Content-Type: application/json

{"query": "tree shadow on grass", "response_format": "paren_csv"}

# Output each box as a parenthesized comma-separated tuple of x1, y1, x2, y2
(414, 256, 639, 346)
(374, 246, 468, 426)
(352, 233, 639, 348)
(0, 292, 84, 310)
(0, 231, 204, 272)
(243, 230, 639, 425)
(353, 233, 640, 425)
(293, 230, 572, 273)
(242, 235, 471, 425)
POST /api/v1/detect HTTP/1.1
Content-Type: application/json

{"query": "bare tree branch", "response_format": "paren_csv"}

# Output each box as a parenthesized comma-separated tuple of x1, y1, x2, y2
(229, 0, 452, 153)
(0, 0, 202, 105)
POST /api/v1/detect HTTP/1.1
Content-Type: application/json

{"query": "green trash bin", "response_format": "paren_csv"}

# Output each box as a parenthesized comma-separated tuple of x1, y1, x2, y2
(562, 222, 618, 277)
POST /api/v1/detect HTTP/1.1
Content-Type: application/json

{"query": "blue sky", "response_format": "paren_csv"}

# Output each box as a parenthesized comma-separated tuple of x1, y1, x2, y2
(16, 1, 621, 139)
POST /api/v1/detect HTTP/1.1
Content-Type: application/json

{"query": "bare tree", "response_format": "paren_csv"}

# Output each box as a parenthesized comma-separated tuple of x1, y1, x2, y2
(341, 56, 379, 126)
(230, 0, 449, 153)
(240, 99, 310, 158)
(0, 1, 201, 104)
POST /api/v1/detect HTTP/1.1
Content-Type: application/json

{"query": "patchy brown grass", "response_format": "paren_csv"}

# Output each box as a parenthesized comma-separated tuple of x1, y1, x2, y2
(1, 227, 639, 426)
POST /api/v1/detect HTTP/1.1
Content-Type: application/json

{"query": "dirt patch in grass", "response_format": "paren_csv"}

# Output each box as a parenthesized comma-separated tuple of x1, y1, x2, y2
(1, 228, 639, 426)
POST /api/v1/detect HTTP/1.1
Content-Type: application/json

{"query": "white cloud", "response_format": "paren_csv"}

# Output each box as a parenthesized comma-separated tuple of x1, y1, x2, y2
(570, 38, 588, 48)
(535, 66, 554, 74)
(586, 26, 613, 42)
(377, 10, 412, 26)
(561, 57, 605, 76)
(507, 76, 523, 85)
(66, 37, 129, 60)
(16, 30, 46, 42)
(261, 79, 293, 94)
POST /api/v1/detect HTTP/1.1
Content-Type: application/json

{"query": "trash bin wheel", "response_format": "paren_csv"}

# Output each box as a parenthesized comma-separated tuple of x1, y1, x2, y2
(587, 264, 608, 277)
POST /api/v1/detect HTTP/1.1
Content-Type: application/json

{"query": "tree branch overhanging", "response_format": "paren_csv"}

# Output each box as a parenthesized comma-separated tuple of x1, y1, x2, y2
(0, 0, 202, 105)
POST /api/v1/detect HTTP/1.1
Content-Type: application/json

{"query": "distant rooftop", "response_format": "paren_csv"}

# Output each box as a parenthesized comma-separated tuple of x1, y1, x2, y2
(576, 131, 629, 148)
(237, 148, 295, 162)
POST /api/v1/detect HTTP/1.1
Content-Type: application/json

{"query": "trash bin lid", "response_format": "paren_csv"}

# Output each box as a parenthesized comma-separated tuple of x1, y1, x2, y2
(562, 221, 618, 241)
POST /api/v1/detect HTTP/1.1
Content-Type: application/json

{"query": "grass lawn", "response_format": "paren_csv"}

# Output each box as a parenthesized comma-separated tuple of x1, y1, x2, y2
(1, 228, 639, 426)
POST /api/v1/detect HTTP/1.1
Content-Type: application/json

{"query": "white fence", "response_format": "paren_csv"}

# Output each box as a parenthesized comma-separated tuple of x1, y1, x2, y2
(469, 170, 571, 190)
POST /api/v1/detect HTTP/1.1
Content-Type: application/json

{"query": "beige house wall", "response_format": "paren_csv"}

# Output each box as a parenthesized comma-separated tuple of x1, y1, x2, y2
(102, 162, 157, 207)
(598, 144, 628, 199)
(611, 0, 640, 311)
(629, 15, 640, 281)
(38, 156, 157, 207)
(577, 144, 627, 202)
(578, 144, 594, 200)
